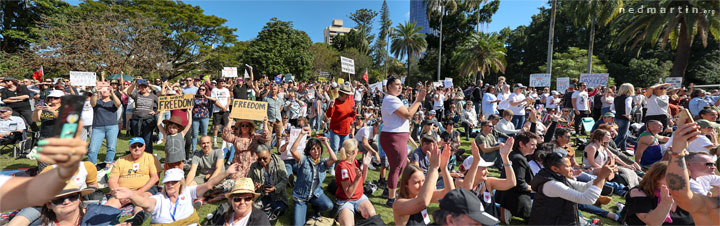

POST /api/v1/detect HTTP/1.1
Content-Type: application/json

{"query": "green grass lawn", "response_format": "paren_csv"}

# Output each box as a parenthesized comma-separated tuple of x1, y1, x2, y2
(0, 132, 626, 225)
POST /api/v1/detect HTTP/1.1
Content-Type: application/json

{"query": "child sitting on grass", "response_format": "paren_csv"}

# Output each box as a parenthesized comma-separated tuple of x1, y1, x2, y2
(157, 111, 192, 169)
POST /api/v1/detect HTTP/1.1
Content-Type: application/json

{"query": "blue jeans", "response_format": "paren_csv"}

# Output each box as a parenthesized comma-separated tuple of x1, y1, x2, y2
(310, 114, 322, 132)
(614, 117, 631, 152)
(284, 159, 297, 176)
(191, 117, 210, 153)
(87, 125, 119, 164)
(512, 115, 525, 130)
(579, 203, 609, 217)
(224, 146, 235, 163)
(329, 130, 350, 170)
(293, 193, 334, 226)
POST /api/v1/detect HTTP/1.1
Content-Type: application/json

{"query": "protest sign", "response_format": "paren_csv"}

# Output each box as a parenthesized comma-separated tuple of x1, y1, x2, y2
(158, 94, 194, 111)
(340, 56, 355, 74)
(230, 99, 268, 121)
(665, 77, 682, 88)
(284, 128, 307, 153)
(337, 78, 345, 85)
(400, 77, 405, 84)
(318, 72, 329, 82)
(69, 71, 97, 86)
(369, 82, 382, 92)
(579, 73, 609, 87)
(222, 67, 237, 77)
(557, 77, 570, 93)
(383, 79, 387, 86)
(529, 73, 551, 87)
(443, 79, 453, 88)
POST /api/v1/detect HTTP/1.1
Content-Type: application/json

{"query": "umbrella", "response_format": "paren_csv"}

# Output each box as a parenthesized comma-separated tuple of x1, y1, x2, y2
(107, 74, 133, 81)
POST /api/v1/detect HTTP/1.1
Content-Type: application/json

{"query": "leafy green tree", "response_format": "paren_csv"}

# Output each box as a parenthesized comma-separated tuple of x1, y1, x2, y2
(245, 18, 313, 81)
(391, 21, 427, 78)
(453, 32, 506, 82)
(625, 58, 673, 88)
(688, 49, 720, 83)
(538, 47, 608, 81)
(0, 0, 70, 53)
(310, 43, 340, 76)
(615, 0, 720, 80)
(332, 29, 369, 54)
(565, 0, 623, 73)
(425, 0, 458, 80)
(372, 0, 392, 76)
(349, 8, 378, 48)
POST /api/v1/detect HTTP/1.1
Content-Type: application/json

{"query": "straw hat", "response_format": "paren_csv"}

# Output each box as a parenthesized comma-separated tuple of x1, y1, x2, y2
(338, 85, 353, 95)
(55, 181, 94, 198)
(225, 178, 259, 199)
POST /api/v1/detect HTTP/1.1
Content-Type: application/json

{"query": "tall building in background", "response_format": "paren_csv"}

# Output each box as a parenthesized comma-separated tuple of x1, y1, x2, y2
(410, 0, 431, 35)
(323, 19, 352, 45)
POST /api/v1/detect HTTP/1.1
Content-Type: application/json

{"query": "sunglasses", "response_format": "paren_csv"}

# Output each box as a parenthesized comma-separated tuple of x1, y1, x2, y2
(48, 97, 61, 100)
(51, 193, 80, 206)
(238, 124, 251, 128)
(659, 87, 666, 90)
(258, 156, 270, 162)
(130, 144, 145, 149)
(704, 162, 716, 167)
(232, 196, 253, 203)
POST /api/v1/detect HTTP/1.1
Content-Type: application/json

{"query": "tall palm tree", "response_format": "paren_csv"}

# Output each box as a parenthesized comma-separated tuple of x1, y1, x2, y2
(567, 0, 624, 73)
(616, 0, 720, 80)
(454, 32, 506, 82)
(391, 21, 427, 77)
(463, 0, 489, 33)
(425, 0, 458, 80)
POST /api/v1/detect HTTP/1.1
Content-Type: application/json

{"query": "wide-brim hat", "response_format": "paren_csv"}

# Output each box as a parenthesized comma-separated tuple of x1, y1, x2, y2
(162, 116, 185, 127)
(225, 177, 259, 199)
(339, 85, 353, 95)
(56, 181, 94, 198)
(233, 119, 255, 131)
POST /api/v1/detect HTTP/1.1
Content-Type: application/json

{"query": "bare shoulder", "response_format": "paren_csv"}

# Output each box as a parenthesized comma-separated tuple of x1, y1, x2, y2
(629, 188, 647, 198)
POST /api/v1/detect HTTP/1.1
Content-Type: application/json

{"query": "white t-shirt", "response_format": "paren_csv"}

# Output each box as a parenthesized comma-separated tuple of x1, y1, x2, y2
(690, 175, 720, 195)
(572, 91, 589, 111)
(507, 93, 526, 115)
(601, 96, 614, 109)
(381, 95, 409, 132)
(211, 88, 230, 113)
(433, 93, 444, 110)
(354, 88, 363, 102)
(81, 100, 93, 126)
(355, 126, 374, 143)
(498, 93, 510, 110)
(0, 175, 9, 188)
(546, 95, 558, 109)
(646, 95, 670, 116)
(664, 134, 715, 154)
(150, 185, 199, 226)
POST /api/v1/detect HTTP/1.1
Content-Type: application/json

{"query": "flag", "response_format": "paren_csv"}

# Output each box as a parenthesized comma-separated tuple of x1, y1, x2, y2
(274, 74, 282, 84)
(244, 69, 250, 79)
(32, 66, 43, 81)
(363, 69, 368, 84)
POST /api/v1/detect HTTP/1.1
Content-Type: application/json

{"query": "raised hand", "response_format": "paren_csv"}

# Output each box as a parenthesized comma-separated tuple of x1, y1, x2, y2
(470, 140, 480, 158)
(428, 144, 442, 168)
(599, 160, 617, 179)
(440, 144, 452, 168)
(362, 153, 372, 166)
(112, 187, 135, 200)
(671, 122, 699, 156)
(415, 86, 427, 102)
(226, 163, 239, 176)
(499, 137, 515, 158)
(659, 185, 674, 204)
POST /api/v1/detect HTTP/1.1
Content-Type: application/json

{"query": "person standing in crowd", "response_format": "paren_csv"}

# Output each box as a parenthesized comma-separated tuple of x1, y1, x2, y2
(222, 117, 270, 178)
(87, 82, 121, 166)
(157, 114, 192, 169)
(126, 79, 158, 153)
(211, 79, 231, 148)
(471, 81, 484, 116)
(614, 83, 635, 153)
(231, 65, 258, 100)
(191, 86, 215, 153)
(263, 85, 284, 148)
(325, 84, 356, 173)
(1, 77, 36, 132)
(495, 132, 540, 223)
(497, 83, 511, 117)
(380, 76, 426, 207)
(31, 89, 64, 171)
(460, 101, 478, 141)
(645, 83, 672, 129)
(482, 85, 500, 119)
(572, 82, 591, 135)
(182, 77, 199, 95)
(508, 84, 530, 130)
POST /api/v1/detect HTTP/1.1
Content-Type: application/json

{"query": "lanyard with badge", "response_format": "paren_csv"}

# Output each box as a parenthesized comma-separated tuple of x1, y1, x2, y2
(166, 194, 180, 221)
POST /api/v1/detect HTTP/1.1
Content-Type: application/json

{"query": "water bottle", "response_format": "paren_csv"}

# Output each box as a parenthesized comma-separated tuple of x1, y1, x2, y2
(206, 213, 214, 220)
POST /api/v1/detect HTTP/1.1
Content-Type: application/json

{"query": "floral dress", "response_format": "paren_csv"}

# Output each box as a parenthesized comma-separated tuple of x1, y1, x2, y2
(222, 125, 270, 177)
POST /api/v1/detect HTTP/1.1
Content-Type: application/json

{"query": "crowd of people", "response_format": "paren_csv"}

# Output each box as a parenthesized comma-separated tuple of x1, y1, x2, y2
(0, 71, 719, 226)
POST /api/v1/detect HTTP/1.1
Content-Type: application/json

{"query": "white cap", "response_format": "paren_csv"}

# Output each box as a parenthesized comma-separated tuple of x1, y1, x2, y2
(48, 90, 65, 98)
(162, 168, 185, 184)
(331, 82, 338, 88)
(461, 156, 494, 171)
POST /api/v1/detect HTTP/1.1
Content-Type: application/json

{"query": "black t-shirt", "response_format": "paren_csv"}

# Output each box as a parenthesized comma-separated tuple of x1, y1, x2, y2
(623, 190, 694, 225)
(232, 84, 249, 100)
(1, 85, 32, 111)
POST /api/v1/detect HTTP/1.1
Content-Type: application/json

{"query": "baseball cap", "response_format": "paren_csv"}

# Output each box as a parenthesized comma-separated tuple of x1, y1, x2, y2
(551, 91, 559, 95)
(420, 133, 438, 143)
(428, 110, 436, 115)
(439, 188, 500, 225)
(514, 83, 526, 89)
(462, 156, 494, 171)
(129, 137, 145, 145)
(331, 82, 338, 88)
(422, 120, 434, 126)
(162, 168, 185, 184)
(697, 119, 720, 129)
(48, 90, 65, 98)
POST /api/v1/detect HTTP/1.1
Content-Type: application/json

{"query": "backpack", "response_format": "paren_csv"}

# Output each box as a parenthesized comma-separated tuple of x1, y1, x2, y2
(356, 215, 385, 226)
(305, 216, 338, 226)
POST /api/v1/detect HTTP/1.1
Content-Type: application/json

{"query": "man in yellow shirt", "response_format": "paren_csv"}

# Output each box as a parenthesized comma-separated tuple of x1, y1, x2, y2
(105, 137, 161, 224)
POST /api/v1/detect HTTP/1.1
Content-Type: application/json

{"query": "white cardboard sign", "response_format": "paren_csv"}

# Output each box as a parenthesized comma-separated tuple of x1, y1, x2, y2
(529, 73, 551, 87)
(69, 71, 97, 86)
(222, 67, 238, 77)
(340, 56, 355, 74)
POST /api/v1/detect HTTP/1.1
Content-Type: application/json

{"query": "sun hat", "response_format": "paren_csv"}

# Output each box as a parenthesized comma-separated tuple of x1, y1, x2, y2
(461, 156, 494, 171)
(48, 90, 65, 98)
(55, 181, 94, 198)
(603, 112, 615, 118)
(338, 85, 353, 95)
(162, 116, 185, 128)
(225, 177, 259, 199)
(162, 168, 185, 184)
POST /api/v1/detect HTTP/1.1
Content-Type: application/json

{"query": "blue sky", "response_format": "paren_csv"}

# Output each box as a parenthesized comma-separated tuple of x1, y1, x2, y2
(67, 0, 547, 43)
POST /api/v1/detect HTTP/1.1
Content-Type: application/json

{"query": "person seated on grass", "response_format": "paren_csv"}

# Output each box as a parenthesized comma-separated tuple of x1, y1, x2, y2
(410, 134, 455, 188)
(528, 152, 615, 225)
(495, 110, 520, 137)
(623, 161, 694, 225)
(474, 120, 501, 167)
(635, 120, 670, 168)
(392, 140, 454, 225)
(0, 107, 25, 145)
(583, 129, 640, 188)
(248, 144, 288, 223)
(113, 165, 239, 226)
(105, 137, 162, 225)
(665, 123, 720, 225)
(289, 128, 336, 226)
(431, 188, 500, 226)
(686, 152, 720, 196)
(458, 138, 516, 220)
(591, 112, 617, 132)
(35, 182, 121, 226)
(335, 139, 376, 226)
(494, 132, 540, 223)
(211, 177, 271, 226)
(185, 135, 225, 205)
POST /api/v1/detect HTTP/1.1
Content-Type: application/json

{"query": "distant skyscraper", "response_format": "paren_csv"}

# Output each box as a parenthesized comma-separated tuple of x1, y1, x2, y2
(324, 19, 353, 45)
(410, 0, 431, 35)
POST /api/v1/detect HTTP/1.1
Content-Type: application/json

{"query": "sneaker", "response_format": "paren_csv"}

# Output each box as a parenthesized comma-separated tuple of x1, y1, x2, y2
(368, 164, 376, 170)
(193, 199, 204, 209)
(330, 170, 335, 176)
(499, 207, 512, 224)
(616, 202, 625, 212)
(384, 198, 395, 208)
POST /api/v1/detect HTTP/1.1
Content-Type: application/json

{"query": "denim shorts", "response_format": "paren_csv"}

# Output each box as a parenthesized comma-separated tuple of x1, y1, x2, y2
(337, 194, 369, 214)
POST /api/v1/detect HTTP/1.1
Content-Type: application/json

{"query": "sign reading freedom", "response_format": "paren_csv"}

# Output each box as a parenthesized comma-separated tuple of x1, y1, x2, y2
(158, 94, 194, 111)
(230, 99, 268, 121)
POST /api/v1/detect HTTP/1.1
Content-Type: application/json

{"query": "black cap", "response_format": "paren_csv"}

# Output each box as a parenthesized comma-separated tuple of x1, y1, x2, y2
(422, 120, 434, 126)
(420, 133, 438, 143)
(439, 188, 500, 225)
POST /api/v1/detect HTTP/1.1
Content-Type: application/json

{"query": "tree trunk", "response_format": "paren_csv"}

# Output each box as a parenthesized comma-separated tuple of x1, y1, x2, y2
(437, 6, 444, 81)
(670, 18, 691, 80)
(546, 0, 557, 74)
(587, 20, 595, 73)
(407, 44, 411, 78)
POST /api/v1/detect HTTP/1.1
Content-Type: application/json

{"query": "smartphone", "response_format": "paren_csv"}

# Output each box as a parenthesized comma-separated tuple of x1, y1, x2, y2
(51, 95, 86, 138)
(36, 99, 45, 107)
(677, 108, 694, 125)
